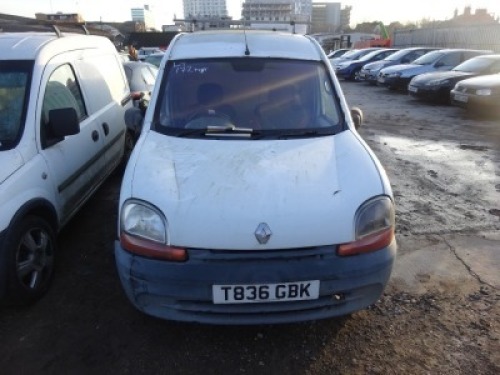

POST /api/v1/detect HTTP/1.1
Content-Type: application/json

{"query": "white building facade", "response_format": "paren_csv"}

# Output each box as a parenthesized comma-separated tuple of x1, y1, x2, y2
(183, 0, 228, 18)
(131, 5, 156, 30)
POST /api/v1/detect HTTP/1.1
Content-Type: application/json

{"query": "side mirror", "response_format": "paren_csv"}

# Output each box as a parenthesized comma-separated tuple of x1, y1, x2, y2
(125, 107, 144, 136)
(48, 107, 80, 138)
(350, 107, 363, 130)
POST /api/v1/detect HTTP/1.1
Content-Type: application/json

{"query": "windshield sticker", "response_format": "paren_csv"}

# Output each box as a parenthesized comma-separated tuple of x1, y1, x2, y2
(173, 62, 208, 75)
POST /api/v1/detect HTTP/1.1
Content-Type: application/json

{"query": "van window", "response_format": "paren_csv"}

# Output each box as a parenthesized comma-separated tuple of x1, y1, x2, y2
(41, 64, 86, 148)
(154, 58, 343, 137)
(76, 54, 128, 112)
(0, 61, 33, 150)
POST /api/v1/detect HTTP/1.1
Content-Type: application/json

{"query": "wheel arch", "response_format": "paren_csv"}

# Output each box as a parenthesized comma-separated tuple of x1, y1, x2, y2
(9, 199, 59, 234)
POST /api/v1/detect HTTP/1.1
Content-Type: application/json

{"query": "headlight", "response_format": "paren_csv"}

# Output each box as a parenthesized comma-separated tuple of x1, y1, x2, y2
(476, 89, 492, 96)
(120, 200, 187, 261)
(426, 79, 450, 86)
(338, 196, 395, 256)
(387, 72, 401, 78)
(122, 200, 167, 242)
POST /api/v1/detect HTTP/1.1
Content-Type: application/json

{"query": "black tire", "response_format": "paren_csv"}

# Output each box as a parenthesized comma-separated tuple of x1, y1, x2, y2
(1, 216, 57, 306)
(124, 129, 135, 162)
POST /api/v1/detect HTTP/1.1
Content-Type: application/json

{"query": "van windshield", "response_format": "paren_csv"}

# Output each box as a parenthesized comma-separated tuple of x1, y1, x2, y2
(0, 61, 33, 151)
(153, 58, 344, 139)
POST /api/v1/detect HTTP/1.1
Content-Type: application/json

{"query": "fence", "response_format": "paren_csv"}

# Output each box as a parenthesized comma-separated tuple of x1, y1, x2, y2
(393, 24, 500, 52)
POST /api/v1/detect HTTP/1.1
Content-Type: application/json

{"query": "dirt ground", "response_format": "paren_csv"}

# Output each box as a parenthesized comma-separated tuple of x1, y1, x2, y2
(1, 81, 499, 375)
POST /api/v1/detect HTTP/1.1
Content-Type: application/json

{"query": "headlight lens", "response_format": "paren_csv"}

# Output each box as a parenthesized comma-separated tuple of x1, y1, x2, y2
(338, 196, 395, 256)
(476, 89, 492, 96)
(121, 200, 167, 243)
(119, 200, 187, 261)
(426, 79, 450, 86)
(355, 197, 395, 238)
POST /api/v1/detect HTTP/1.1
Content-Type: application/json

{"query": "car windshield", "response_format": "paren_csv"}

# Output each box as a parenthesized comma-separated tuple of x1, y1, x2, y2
(154, 58, 343, 138)
(385, 49, 415, 62)
(453, 56, 497, 73)
(338, 49, 359, 59)
(359, 50, 385, 62)
(413, 51, 445, 65)
(344, 49, 376, 61)
(0, 60, 33, 151)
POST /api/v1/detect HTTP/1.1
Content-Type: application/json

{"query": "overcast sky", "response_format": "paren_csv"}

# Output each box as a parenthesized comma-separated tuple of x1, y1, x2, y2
(2, 1, 500, 28)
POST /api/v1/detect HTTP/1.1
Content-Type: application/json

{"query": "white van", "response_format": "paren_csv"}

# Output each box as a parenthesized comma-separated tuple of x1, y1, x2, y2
(0, 30, 132, 305)
(116, 30, 397, 324)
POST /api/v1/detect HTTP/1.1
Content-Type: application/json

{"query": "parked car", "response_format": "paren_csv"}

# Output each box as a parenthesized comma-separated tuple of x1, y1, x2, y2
(0, 31, 132, 305)
(116, 30, 397, 325)
(144, 52, 164, 67)
(377, 49, 491, 90)
(334, 48, 398, 81)
(327, 48, 350, 59)
(359, 47, 437, 85)
(329, 47, 381, 66)
(122, 61, 159, 107)
(450, 73, 500, 113)
(408, 54, 500, 103)
(137, 47, 163, 61)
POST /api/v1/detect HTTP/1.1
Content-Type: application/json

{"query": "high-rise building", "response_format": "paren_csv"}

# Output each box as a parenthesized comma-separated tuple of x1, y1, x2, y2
(242, 0, 312, 22)
(183, 0, 228, 18)
(131, 5, 156, 30)
(311, 2, 341, 33)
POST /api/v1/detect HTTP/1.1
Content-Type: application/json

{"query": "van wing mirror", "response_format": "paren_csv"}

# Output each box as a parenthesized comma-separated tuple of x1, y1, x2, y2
(350, 107, 363, 130)
(48, 107, 80, 138)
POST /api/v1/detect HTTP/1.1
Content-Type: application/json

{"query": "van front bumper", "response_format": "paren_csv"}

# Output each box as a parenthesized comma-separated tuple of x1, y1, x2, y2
(115, 241, 397, 325)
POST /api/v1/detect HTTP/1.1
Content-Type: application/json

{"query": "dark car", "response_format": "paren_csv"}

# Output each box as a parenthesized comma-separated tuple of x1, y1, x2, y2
(329, 47, 381, 67)
(334, 48, 398, 81)
(377, 49, 492, 90)
(450, 73, 500, 114)
(327, 48, 350, 59)
(122, 61, 159, 107)
(408, 54, 500, 103)
(359, 47, 437, 85)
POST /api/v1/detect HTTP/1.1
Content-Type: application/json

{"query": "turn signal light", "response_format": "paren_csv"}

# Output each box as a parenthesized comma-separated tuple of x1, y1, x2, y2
(337, 227, 394, 257)
(120, 232, 187, 261)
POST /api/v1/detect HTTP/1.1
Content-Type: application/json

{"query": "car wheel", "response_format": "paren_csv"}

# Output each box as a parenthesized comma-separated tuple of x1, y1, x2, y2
(1, 216, 57, 306)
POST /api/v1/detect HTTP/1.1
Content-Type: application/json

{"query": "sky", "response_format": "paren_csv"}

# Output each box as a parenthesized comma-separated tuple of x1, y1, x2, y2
(2, 1, 500, 29)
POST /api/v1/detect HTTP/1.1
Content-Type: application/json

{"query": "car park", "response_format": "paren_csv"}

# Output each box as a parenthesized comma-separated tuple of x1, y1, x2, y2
(0, 30, 132, 305)
(359, 47, 437, 85)
(329, 47, 381, 67)
(377, 49, 491, 90)
(334, 48, 398, 81)
(115, 30, 397, 325)
(144, 52, 164, 67)
(408, 54, 500, 103)
(327, 48, 350, 59)
(122, 61, 158, 107)
(450, 73, 500, 114)
(137, 47, 163, 61)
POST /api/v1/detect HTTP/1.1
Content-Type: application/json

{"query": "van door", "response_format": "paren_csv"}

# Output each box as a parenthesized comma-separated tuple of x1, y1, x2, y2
(75, 51, 130, 175)
(38, 58, 106, 223)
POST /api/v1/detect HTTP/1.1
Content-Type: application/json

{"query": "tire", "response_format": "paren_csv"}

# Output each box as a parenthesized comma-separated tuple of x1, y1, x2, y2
(1, 216, 57, 306)
(123, 129, 135, 163)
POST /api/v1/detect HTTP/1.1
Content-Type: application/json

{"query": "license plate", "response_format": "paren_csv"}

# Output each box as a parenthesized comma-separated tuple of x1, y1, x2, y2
(453, 93, 468, 103)
(408, 85, 418, 93)
(213, 280, 320, 304)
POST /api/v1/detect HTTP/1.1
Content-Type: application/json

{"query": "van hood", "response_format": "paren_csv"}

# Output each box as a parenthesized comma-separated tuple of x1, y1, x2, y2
(127, 132, 382, 249)
(0, 149, 24, 184)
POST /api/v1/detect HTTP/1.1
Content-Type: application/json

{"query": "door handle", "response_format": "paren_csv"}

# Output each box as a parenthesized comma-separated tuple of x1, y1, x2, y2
(92, 130, 99, 142)
(102, 122, 109, 136)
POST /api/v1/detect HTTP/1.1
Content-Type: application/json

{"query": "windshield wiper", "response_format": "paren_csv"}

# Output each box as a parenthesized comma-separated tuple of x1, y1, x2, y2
(174, 125, 261, 138)
(276, 129, 334, 139)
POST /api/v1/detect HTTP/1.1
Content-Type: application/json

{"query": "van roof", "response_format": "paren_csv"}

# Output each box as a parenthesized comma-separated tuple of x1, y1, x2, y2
(0, 32, 115, 60)
(168, 30, 323, 61)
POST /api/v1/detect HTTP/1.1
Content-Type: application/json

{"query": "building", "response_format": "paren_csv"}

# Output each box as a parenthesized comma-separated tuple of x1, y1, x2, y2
(131, 5, 156, 31)
(183, 0, 228, 18)
(35, 12, 85, 24)
(241, 0, 312, 33)
(310, 2, 341, 33)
